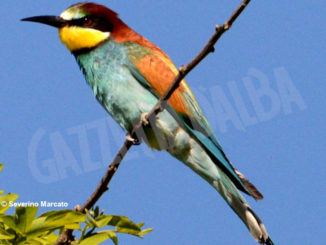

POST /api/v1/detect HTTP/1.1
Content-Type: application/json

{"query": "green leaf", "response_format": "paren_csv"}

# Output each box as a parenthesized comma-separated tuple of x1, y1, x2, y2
(44, 210, 86, 225)
(27, 210, 85, 238)
(85, 213, 152, 238)
(98, 230, 118, 245)
(16, 237, 27, 245)
(23, 233, 58, 245)
(0, 240, 11, 245)
(139, 228, 153, 236)
(64, 223, 81, 230)
(86, 212, 98, 228)
(137, 222, 144, 228)
(116, 227, 143, 237)
(40, 232, 58, 244)
(79, 231, 117, 245)
(24, 232, 58, 245)
(107, 216, 141, 231)
(103, 215, 153, 238)
(0, 193, 19, 214)
(0, 164, 3, 172)
(15, 206, 38, 233)
(0, 215, 21, 234)
(25, 216, 52, 238)
(23, 238, 44, 245)
(0, 226, 15, 239)
(94, 215, 113, 228)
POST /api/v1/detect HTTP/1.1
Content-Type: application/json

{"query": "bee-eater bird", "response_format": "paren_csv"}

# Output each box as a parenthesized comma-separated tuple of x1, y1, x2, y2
(22, 2, 274, 244)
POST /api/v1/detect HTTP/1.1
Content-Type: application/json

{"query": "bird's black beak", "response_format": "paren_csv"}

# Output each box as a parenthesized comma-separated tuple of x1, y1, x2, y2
(21, 16, 67, 28)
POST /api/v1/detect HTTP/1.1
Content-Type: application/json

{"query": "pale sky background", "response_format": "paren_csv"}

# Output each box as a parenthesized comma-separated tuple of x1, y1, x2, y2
(1, 1, 325, 244)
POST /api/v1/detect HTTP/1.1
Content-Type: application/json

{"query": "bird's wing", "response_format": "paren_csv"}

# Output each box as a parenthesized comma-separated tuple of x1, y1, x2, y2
(123, 42, 262, 200)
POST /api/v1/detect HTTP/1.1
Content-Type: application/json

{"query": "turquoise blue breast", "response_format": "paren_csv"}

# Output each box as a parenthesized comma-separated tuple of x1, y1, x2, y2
(74, 38, 176, 136)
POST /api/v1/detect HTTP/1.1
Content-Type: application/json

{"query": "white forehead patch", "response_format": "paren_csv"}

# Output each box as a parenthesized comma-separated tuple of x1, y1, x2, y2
(60, 8, 85, 21)
(60, 11, 74, 20)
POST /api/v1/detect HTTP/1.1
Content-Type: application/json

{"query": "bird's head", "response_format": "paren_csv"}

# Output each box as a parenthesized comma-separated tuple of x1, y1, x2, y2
(22, 2, 124, 53)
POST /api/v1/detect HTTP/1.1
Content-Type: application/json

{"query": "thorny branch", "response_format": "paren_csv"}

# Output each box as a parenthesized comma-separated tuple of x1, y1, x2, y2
(55, 0, 252, 244)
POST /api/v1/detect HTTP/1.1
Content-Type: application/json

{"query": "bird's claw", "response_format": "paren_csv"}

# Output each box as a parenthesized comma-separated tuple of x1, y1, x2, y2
(141, 113, 150, 126)
(126, 133, 141, 145)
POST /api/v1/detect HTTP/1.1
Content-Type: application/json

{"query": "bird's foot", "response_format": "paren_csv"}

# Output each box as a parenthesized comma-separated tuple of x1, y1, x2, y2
(125, 133, 141, 145)
(140, 112, 150, 126)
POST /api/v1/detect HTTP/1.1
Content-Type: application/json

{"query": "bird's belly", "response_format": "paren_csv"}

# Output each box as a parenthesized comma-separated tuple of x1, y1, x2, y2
(104, 91, 181, 151)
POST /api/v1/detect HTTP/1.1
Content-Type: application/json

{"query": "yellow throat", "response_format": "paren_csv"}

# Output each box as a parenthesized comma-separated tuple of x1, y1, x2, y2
(58, 26, 110, 52)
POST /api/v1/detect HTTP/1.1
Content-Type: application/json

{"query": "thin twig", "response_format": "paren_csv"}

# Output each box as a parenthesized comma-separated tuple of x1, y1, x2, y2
(55, 0, 251, 244)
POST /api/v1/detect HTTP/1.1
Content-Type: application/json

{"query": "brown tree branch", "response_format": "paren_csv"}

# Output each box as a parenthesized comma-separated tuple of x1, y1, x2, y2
(55, 0, 251, 244)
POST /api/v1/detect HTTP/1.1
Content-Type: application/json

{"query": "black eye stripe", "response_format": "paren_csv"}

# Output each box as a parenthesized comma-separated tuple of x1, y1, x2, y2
(69, 15, 113, 32)
(69, 16, 90, 26)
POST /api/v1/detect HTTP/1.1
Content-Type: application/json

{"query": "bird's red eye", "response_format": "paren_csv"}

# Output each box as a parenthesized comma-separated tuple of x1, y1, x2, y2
(84, 17, 92, 26)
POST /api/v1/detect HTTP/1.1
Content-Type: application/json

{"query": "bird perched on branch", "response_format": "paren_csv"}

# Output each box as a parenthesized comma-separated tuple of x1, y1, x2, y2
(22, 2, 274, 244)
